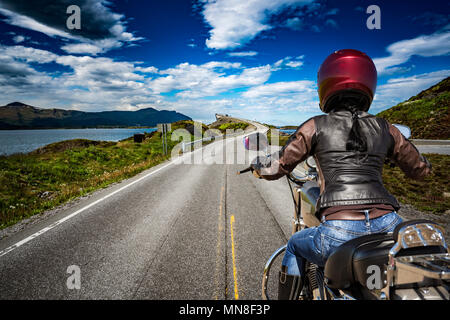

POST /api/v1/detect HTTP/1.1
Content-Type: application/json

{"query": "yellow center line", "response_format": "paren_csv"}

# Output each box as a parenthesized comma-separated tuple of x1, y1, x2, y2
(230, 215, 239, 300)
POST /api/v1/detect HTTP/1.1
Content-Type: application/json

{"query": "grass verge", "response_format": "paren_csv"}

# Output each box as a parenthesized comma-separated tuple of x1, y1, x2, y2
(267, 130, 290, 146)
(0, 122, 204, 229)
(216, 122, 249, 133)
(382, 153, 449, 215)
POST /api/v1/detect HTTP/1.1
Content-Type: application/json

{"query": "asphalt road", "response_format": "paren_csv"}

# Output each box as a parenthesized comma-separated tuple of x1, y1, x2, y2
(415, 145, 450, 155)
(0, 123, 292, 300)
(0, 122, 447, 300)
(411, 139, 450, 155)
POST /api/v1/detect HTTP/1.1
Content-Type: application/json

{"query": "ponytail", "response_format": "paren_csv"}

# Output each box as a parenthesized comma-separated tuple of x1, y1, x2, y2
(327, 92, 369, 153)
(345, 105, 367, 152)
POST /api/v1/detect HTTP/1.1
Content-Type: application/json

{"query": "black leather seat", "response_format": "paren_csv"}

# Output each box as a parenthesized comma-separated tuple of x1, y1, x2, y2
(324, 233, 394, 290)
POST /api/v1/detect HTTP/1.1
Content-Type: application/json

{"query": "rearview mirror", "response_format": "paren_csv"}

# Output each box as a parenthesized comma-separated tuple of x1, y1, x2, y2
(243, 132, 268, 151)
(306, 156, 317, 169)
(393, 124, 411, 139)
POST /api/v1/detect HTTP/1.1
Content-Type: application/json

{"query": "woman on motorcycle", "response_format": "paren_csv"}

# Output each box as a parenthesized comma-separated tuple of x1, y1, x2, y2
(250, 49, 432, 300)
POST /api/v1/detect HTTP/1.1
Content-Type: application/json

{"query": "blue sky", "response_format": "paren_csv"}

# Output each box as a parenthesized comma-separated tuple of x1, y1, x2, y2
(0, 0, 449, 125)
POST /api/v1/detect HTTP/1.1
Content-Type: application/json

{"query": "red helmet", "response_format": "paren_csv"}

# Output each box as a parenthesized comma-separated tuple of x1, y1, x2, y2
(317, 49, 377, 113)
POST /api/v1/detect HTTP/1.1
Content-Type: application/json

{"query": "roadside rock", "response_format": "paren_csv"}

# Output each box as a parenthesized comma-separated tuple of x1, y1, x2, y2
(38, 191, 53, 199)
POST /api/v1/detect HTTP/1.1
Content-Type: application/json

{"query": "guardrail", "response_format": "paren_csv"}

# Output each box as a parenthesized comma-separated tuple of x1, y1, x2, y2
(411, 139, 450, 146)
(180, 131, 248, 153)
(179, 117, 269, 154)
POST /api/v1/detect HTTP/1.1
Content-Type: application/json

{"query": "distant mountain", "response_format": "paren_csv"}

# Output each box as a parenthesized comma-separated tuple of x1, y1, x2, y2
(0, 102, 191, 129)
(377, 77, 450, 139)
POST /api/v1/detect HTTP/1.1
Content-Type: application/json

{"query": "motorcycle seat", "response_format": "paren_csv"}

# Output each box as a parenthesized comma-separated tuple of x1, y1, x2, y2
(324, 233, 394, 290)
(324, 226, 447, 290)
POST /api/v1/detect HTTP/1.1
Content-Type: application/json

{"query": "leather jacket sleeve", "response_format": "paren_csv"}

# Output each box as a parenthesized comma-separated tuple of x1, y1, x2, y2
(388, 123, 432, 180)
(255, 118, 316, 180)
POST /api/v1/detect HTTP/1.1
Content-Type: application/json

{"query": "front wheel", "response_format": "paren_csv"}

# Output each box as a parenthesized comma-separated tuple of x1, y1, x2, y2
(262, 245, 286, 300)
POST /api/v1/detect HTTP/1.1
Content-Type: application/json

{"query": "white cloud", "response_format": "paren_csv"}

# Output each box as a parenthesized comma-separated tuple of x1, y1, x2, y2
(377, 66, 414, 76)
(55, 55, 146, 87)
(242, 80, 315, 98)
(149, 61, 270, 98)
(135, 66, 159, 74)
(0, 44, 159, 112)
(373, 29, 450, 75)
(272, 55, 304, 70)
(227, 51, 258, 57)
(285, 17, 303, 31)
(239, 80, 320, 122)
(0, 43, 276, 118)
(0, 8, 77, 39)
(201, 61, 242, 69)
(0, 45, 58, 64)
(12, 35, 28, 43)
(231, 86, 320, 124)
(285, 60, 303, 68)
(201, 0, 314, 50)
(61, 43, 104, 55)
(0, 43, 321, 123)
(372, 69, 450, 110)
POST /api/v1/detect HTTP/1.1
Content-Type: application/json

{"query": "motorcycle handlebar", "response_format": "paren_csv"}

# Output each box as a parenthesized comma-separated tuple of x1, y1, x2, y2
(237, 167, 252, 175)
(237, 166, 317, 184)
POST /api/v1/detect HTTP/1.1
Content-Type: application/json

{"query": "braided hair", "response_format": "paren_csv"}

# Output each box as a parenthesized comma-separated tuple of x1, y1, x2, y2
(327, 92, 369, 153)
(345, 104, 367, 152)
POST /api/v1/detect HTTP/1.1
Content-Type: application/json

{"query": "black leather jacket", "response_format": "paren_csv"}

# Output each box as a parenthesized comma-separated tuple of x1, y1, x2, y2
(255, 109, 432, 212)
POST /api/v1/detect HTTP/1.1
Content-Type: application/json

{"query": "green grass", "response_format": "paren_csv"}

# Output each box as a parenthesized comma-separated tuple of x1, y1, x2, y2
(217, 122, 249, 133)
(382, 154, 449, 215)
(267, 130, 290, 147)
(0, 124, 198, 229)
(377, 77, 450, 139)
(170, 120, 215, 141)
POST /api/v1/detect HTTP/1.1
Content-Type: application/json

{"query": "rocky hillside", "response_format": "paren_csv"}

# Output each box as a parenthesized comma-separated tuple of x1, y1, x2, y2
(377, 77, 450, 139)
(0, 102, 191, 129)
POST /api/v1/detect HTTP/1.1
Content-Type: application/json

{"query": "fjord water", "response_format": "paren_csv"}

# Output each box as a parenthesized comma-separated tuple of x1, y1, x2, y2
(0, 128, 157, 156)
(279, 129, 295, 135)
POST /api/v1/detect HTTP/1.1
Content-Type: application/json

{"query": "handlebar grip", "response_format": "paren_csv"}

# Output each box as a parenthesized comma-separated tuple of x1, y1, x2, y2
(237, 167, 252, 174)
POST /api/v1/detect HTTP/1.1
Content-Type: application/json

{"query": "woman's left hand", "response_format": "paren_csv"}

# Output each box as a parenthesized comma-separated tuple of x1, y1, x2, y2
(250, 156, 264, 179)
(252, 169, 262, 179)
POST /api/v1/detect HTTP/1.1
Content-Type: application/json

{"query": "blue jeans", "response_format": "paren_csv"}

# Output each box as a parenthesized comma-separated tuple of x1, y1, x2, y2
(282, 211, 403, 276)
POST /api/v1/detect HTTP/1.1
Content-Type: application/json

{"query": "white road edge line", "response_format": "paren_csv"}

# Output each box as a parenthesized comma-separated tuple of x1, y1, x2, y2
(0, 136, 233, 258)
(0, 160, 176, 258)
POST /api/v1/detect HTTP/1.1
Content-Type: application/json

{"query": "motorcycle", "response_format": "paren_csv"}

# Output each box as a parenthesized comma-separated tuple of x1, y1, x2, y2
(239, 127, 450, 300)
